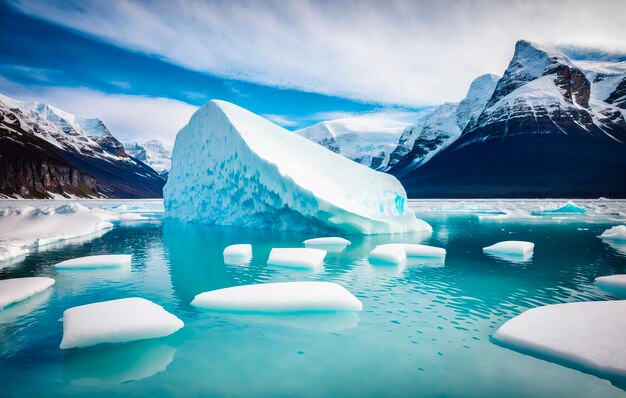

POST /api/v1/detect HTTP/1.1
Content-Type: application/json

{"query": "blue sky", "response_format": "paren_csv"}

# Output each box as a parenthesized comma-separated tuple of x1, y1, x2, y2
(1, 0, 624, 144)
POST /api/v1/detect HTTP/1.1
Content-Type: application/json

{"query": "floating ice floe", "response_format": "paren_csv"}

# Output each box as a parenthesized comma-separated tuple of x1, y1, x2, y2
(163, 100, 431, 235)
(493, 300, 626, 380)
(598, 225, 626, 242)
(368, 244, 407, 265)
(191, 282, 362, 312)
(0, 277, 55, 310)
(595, 275, 626, 298)
(223, 244, 252, 257)
(0, 203, 114, 263)
(267, 248, 326, 270)
(541, 201, 587, 214)
(389, 243, 446, 258)
(60, 297, 184, 349)
(303, 237, 351, 249)
(55, 255, 132, 270)
(483, 241, 534, 261)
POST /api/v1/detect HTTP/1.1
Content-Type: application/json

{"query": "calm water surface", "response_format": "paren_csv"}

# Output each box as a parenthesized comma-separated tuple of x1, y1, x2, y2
(1, 211, 625, 397)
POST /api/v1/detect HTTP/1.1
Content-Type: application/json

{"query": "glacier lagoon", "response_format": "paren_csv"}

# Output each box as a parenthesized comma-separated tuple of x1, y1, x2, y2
(1, 200, 626, 397)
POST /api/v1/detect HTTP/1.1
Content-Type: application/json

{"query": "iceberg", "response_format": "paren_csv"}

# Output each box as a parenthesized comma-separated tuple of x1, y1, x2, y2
(223, 244, 252, 257)
(368, 244, 407, 265)
(386, 243, 446, 258)
(493, 301, 626, 381)
(54, 254, 132, 269)
(0, 277, 55, 310)
(541, 201, 587, 214)
(598, 225, 626, 242)
(595, 275, 626, 298)
(267, 248, 326, 270)
(191, 282, 362, 312)
(483, 241, 534, 258)
(163, 100, 431, 235)
(303, 237, 351, 247)
(60, 297, 184, 349)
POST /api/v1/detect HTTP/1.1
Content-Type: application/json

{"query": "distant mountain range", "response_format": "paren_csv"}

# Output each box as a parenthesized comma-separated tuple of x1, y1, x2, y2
(123, 140, 172, 178)
(297, 40, 626, 198)
(0, 93, 165, 198)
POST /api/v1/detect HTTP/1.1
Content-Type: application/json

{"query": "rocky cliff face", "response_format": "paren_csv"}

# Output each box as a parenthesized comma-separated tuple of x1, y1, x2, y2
(0, 93, 166, 199)
(393, 40, 626, 198)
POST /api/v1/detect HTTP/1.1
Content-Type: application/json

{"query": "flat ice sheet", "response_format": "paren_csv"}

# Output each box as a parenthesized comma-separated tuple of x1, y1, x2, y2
(385, 243, 446, 258)
(369, 244, 407, 265)
(483, 241, 534, 256)
(595, 275, 626, 298)
(0, 277, 55, 309)
(60, 297, 184, 349)
(54, 255, 131, 269)
(191, 282, 363, 313)
(303, 237, 351, 246)
(493, 300, 626, 380)
(267, 248, 326, 270)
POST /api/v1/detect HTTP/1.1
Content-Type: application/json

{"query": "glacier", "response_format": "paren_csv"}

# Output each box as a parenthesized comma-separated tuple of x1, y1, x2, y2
(164, 100, 430, 235)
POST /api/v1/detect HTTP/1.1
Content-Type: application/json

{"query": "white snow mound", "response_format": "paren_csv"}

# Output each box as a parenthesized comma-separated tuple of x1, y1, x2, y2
(0, 277, 55, 310)
(164, 100, 430, 235)
(541, 201, 587, 214)
(191, 281, 363, 312)
(493, 300, 626, 379)
(223, 244, 252, 257)
(60, 297, 184, 349)
(369, 244, 407, 265)
(54, 254, 131, 269)
(598, 225, 626, 242)
(483, 241, 534, 256)
(595, 275, 626, 298)
(267, 248, 326, 270)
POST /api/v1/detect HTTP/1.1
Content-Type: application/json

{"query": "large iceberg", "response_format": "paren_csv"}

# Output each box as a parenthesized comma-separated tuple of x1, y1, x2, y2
(164, 100, 430, 235)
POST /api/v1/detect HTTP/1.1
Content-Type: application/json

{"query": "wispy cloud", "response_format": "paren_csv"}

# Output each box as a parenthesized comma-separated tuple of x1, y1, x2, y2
(0, 77, 197, 145)
(9, 0, 626, 106)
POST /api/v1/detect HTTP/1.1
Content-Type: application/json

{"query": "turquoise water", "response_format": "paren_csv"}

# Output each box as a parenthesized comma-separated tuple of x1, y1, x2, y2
(1, 212, 626, 397)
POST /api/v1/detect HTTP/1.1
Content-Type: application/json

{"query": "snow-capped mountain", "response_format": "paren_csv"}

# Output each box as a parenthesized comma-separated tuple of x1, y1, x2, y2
(576, 60, 626, 111)
(295, 116, 409, 170)
(0, 93, 166, 198)
(123, 139, 172, 177)
(388, 73, 499, 172)
(393, 40, 626, 198)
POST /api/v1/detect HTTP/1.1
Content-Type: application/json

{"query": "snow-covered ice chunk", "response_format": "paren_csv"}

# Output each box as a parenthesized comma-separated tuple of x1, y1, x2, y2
(387, 243, 446, 258)
(493, 301, 626, 380)
(223, 244, 252, 257)
(303, 237, 351, 247)
(191, 282, 362, 313)
(598, 225, 626, 242)
(267, 248, 326, 270)
(541, 201, 587, 214)
(0, 244, 28, 265)
(369, 244, 407, 265)
(595, 275, 626, 298)
(55, 255, 132, 270)
(164, 100, 431, 235)
(0, 277, 55, 310)
(60, 297, 184, 349)
(483, 241, 534, 258)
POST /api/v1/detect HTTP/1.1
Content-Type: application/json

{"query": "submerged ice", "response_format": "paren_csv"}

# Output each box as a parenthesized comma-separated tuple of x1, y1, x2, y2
(164, 100, 430, 235)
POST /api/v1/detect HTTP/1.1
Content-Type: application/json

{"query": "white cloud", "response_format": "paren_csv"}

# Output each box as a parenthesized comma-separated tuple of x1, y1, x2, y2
(0, 78, 197, 145)
(9, 0, 626, 106)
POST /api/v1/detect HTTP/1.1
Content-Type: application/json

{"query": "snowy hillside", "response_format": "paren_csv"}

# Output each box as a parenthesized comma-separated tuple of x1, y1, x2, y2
(388, 73, 499, 172)
(165, 100, 429, 234)
(295, 116, 409, 170)
(394, 40, 626, 198)
(0, 93, 165, 198)
(124, 140, 172, 177)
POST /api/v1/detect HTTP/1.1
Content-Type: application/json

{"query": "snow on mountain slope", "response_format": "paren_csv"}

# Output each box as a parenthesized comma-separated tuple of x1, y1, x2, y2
(577, 60, 626, 110)
(388, 73, 499, 172)
(295, 116, 409, 170)
(164, 100, 430, 234)
(0, 92, 165, 198)
(124, 140, 172, 176)
(394, 40, 626, 198)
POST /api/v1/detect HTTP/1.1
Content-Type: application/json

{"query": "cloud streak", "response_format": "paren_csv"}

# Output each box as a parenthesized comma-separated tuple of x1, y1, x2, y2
(0, 77, 197, 145)
(10, 0, 626, 107)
